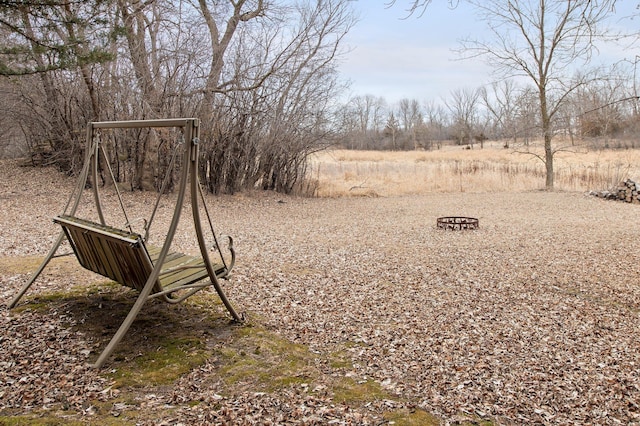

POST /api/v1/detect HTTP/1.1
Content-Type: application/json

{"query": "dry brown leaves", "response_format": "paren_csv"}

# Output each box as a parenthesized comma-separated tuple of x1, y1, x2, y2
(0, 305, 109, 412)
(1, 160, 640, 425)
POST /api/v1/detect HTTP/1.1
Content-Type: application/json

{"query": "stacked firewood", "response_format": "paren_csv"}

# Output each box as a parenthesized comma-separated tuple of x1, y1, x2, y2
(590, 179, 640, 203)
(616, 179, 640, 203)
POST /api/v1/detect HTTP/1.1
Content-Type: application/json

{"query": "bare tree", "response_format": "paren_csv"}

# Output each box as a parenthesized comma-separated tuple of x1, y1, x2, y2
(0, 1, 112, 171)
(481, 80, 521, 148)
(257, 0, 355, 192)
(334, 102, 360, 147)
(370, 95, 388, 134)
(384, 111, 400, 149)
(1, 0, 356, 196)
(397, 98, 422, 149)
(514, 86, 540, 146)
(196, 0, 266, 118)
(197, 0, 356, 194)
(342, 94, 387, 149)
(572, 74, 630, 144)
(422, 100, 448, 149)
(350, 95, 374, 133)
(446, 87, 480, 147)
(392, 0, 620, 189)
(469, 1, 619, 188)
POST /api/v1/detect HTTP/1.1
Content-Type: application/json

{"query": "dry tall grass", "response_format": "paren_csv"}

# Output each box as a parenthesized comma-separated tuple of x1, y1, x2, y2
(308, 142, 640, 197)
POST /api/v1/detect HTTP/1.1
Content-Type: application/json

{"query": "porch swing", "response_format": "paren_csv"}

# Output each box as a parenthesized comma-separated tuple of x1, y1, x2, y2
(8, 118, 243, 368)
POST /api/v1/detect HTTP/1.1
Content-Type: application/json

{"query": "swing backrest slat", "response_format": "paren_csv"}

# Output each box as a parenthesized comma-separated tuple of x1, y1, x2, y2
(54, 215, 227, 293)
(55, 215, 157, 292)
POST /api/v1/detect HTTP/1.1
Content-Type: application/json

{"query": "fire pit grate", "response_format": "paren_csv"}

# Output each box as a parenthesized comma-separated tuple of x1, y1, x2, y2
(437, 216, 479, 230)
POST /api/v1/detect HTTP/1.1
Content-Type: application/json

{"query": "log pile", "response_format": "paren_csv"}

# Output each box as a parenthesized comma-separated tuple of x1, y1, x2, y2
(590, 179, 640, 204)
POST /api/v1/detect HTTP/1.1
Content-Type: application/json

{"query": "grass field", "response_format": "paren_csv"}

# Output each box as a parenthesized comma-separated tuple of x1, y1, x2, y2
(309, 141, 640, 197)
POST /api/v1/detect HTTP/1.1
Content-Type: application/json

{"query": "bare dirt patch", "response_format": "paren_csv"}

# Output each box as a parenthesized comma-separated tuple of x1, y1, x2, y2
(1, 159, 640, 425)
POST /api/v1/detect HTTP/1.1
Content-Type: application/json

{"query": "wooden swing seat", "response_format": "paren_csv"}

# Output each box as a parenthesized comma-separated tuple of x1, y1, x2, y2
(54, 215, 227, 298)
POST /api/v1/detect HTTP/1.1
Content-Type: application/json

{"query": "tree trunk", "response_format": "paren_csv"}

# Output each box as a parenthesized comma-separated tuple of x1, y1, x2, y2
(118, 0, 163, 190)
(544, 133, 554, 190)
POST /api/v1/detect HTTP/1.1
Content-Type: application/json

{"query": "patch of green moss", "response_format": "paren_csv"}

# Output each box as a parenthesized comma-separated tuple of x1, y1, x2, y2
(185, 293, 223, 310)
(217, 326, 316, 392)
(85, 281, 123, 295)
(13, 281, 117, 314)
(333, 377, 390, 404)
(81, 396, 177, 425)
(460, 418, 494, 426)
(14, 292, 83, 314)
(383, 409, 440, 426)
(11, 300, 55, 314)
(343, 339, 370, 348)
(0, 415, 84, 425)
(0, 401, 145, 425)
(328, 350, 353, 370)
(109, 336, 209, 388)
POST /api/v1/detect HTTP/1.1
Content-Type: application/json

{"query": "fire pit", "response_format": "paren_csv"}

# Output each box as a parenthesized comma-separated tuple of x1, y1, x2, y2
(437, 216, 479, 230)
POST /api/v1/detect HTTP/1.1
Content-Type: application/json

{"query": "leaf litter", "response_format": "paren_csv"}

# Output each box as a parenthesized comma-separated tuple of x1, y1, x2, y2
(1, 159, 640, 425)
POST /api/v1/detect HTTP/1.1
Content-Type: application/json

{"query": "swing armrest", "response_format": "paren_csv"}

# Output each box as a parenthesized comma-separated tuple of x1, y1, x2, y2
(215, 235, 235, 278)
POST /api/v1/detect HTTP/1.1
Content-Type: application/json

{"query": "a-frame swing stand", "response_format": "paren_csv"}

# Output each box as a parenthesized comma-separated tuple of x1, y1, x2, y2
(8, 118, 243, 368)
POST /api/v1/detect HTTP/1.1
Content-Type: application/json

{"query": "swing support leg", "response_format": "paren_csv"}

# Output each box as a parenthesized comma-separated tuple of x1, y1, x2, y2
(93, 272, 159, 368)
(8, 232, 65, 309)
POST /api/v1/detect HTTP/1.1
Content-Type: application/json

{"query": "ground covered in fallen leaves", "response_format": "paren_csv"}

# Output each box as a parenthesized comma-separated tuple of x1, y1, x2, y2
(1, 159, 639, 425)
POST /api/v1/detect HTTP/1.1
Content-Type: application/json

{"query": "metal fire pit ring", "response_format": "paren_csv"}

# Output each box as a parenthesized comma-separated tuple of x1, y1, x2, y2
(437, 216, 479, 230)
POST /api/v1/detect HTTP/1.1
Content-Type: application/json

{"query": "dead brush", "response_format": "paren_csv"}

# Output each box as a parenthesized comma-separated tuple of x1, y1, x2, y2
(308, 144, 640, 196)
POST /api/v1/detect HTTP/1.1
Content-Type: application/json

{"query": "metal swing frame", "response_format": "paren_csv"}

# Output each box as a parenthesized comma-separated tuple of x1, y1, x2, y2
(8, 118, 243, 368)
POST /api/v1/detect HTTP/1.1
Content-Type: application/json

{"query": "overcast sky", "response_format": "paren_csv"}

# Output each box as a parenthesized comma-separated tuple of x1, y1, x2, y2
(339, 1, 639, 106)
